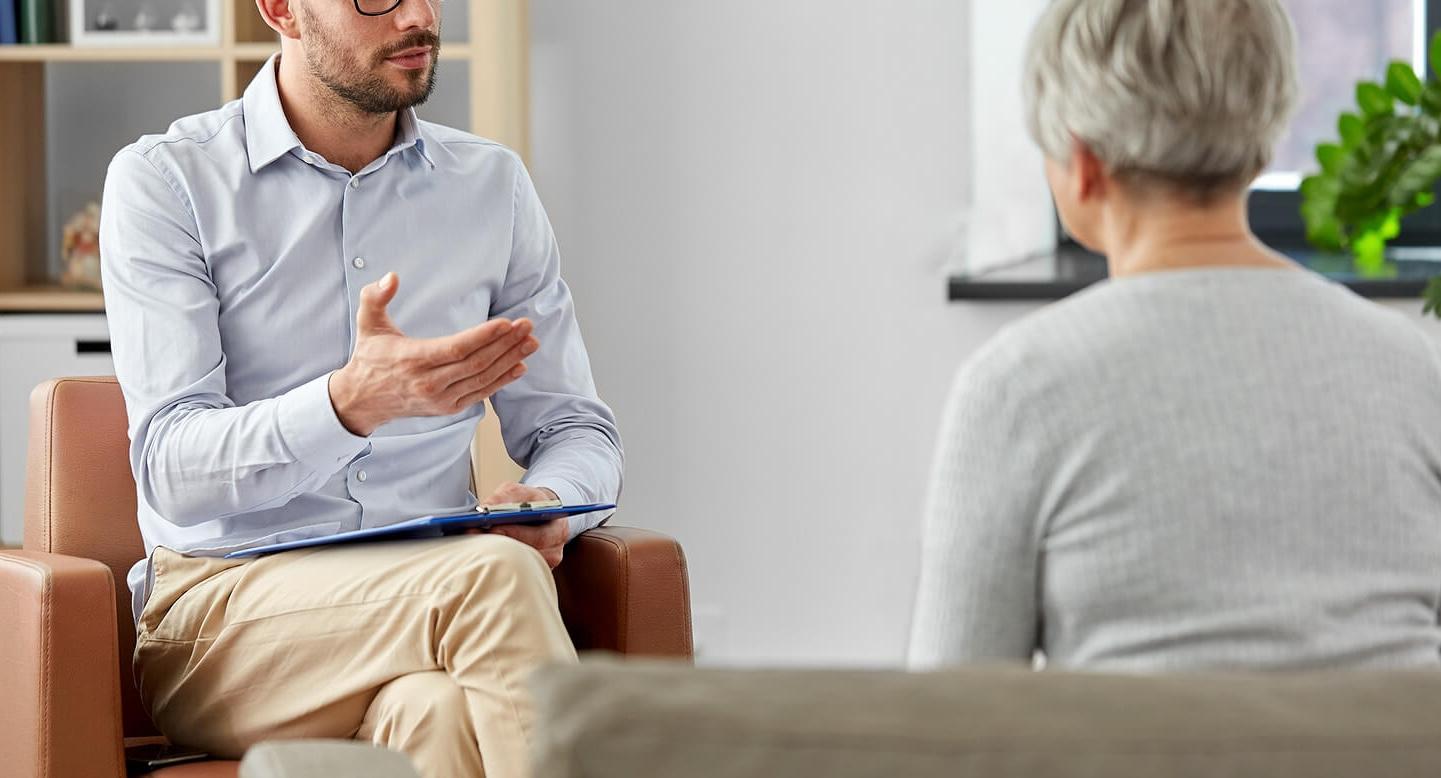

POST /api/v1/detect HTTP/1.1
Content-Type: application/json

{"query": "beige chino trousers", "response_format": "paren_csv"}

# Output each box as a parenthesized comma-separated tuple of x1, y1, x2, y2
(133, 534, 579, 778)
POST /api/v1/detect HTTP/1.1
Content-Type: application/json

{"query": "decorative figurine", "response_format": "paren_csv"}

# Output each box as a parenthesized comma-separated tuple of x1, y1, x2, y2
(93, 5, 118, 30)
(60, 202, 103, 293)
(133, 2, 155, 31)
(171, 3, 202, 32)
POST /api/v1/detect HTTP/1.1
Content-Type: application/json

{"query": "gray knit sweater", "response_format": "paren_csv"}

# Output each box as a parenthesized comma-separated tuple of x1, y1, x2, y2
(908, 267, 1441, 671)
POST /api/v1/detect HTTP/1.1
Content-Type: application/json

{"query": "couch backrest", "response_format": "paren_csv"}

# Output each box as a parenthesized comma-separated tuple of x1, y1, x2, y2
(23, 376, 156, 738)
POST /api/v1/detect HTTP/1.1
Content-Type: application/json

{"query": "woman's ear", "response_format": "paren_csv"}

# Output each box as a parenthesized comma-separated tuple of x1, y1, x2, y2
(256, 0, 302, 40)
(1068, 138, 1108, 204)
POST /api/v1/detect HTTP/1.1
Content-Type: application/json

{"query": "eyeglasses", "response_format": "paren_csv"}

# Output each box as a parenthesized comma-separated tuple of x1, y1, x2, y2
(354, 0, 441, 17)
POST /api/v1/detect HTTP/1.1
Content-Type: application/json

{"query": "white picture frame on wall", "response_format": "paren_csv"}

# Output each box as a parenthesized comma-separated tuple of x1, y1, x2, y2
(69, 0, 220, 46)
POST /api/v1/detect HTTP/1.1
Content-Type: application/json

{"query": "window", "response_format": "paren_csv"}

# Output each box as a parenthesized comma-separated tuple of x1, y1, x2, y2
(1251, 0, 1441, 246)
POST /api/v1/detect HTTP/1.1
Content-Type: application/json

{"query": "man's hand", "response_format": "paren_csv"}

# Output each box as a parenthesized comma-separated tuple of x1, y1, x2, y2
(328, 272, 540, 436)
(482, 482, 568, 568)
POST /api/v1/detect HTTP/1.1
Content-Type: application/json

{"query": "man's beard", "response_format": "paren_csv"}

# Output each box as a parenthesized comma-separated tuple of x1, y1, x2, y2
(303, 16, 440, 115)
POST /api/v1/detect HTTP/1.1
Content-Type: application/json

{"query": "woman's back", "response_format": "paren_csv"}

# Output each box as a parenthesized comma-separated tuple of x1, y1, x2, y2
(910, 267, 1441, 671)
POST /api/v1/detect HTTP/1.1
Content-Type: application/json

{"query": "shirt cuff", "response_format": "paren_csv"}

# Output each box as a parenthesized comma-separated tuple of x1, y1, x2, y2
(524, 476, 613, 540)
(277, 372, 371, 470)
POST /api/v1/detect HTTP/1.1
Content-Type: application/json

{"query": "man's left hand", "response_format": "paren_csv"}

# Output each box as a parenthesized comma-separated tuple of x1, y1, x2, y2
(481, 482, 568, 568)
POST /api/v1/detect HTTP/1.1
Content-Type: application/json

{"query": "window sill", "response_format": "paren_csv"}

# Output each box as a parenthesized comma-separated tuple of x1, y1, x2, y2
(949, 244, 1441, 302)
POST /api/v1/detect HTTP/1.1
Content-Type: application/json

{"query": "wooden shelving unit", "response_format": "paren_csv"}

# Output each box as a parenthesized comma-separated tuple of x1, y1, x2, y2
(0, 0, 527, 313)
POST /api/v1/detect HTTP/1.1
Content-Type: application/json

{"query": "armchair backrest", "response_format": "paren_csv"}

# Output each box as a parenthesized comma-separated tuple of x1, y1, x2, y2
(23, 376, 156, 738)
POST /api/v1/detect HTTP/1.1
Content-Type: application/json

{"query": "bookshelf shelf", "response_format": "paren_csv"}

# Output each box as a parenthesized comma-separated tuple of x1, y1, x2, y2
(0, 285, 104, 312)
(0, 44, 233, 62)
(229, 42, 281, 61)
(0, 0, 526, 312)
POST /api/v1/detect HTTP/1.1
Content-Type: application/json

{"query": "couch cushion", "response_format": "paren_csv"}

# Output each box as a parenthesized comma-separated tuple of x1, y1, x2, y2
(531, 659, 1441, 778)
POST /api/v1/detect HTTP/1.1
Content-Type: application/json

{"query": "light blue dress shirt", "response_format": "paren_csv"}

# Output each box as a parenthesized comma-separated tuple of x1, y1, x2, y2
(100, 56, 622, 620)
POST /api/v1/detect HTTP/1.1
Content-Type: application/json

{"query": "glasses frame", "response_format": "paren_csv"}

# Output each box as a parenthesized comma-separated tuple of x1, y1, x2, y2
(353, 0, 437, 17)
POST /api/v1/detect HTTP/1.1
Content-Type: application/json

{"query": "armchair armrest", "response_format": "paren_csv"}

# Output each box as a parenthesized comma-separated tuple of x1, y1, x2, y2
(0, 550, 126, 778)
(553, 527, 694, 658)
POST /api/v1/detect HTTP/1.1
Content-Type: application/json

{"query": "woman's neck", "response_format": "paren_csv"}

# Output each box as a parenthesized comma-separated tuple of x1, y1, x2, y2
(1099, 194, 1296, 278)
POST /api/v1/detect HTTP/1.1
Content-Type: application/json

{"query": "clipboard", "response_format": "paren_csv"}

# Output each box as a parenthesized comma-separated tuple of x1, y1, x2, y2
(223, 502, 616, 558)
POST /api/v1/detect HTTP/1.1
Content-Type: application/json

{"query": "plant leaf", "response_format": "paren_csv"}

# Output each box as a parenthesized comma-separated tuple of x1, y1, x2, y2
(1364, 113, 1400, 145)
(1424, 275, 1441, 318)
(1300, 173, 1340, 200)
(1315, 143, 1346, 176)
(1388, 146, 1441, 207)
(1357, 81, 1395, 117)
(1349, 209, 1404, 277)
(1306, 220, 1345, 251)
(1431, 29, 1441, 82)
(1338, 112, 1366, 149)
(1387, 61, 1423, 105)
(1422, 82, 1441, 116)
(1304, 50, 1441, 268)
(1300, 174, 1345, 250)
(1352, 232, 1386, 272)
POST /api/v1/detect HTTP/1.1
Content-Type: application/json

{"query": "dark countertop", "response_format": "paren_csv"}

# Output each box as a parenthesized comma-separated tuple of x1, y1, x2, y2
(948, 244, 1441, 301)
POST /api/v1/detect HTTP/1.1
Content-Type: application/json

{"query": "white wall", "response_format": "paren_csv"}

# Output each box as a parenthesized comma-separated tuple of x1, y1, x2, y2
(529, 0, 1037, 666)
(967, 0, 1055, 271)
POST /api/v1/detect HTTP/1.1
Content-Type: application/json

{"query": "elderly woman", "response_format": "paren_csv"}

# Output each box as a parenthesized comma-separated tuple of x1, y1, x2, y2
(909, 0, 1441, 671)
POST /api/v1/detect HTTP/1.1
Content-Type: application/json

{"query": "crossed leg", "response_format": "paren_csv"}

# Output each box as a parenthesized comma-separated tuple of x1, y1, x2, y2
(134, 533, 578, 778)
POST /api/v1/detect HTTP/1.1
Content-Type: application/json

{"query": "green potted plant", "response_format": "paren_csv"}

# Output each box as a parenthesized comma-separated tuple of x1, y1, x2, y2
(1301, 30, 1441, 316)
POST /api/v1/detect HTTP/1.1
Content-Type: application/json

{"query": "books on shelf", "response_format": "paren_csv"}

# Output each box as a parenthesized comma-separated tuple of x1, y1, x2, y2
(1, 0, 18, 44)
(20, 0, 52, 43)
(8, 0, 61, 44)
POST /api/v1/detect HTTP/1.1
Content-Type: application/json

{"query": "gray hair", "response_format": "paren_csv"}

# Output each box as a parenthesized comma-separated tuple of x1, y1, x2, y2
(1024, 0, 1299, 201)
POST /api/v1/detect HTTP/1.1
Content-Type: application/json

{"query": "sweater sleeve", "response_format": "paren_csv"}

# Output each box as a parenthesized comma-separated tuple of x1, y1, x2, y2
(907, 343, 1047, 668)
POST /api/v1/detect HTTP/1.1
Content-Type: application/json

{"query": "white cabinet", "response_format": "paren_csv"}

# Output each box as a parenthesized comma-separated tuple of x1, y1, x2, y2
(0, 314, 114, 545)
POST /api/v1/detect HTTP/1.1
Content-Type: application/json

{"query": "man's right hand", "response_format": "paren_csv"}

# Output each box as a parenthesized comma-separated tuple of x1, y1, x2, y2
(327, 272, 539, 436)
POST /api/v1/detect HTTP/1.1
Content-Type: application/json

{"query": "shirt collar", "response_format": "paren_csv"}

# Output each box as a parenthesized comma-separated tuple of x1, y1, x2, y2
(243, 54, 437, 174)
(393, 104, 437, 170)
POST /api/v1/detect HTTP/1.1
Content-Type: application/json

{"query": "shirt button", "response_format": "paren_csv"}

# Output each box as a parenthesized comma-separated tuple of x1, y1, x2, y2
(352, 257, 366, 269)
(349, 179, 360, 189)
(356, 470, 368, 483)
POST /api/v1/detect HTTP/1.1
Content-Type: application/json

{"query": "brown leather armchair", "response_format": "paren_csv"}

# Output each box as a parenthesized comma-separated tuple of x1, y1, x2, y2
(0, 377, 692, 778)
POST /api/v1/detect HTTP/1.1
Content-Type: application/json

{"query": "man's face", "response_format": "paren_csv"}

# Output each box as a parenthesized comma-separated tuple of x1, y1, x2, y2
(294, 0, 441, 115)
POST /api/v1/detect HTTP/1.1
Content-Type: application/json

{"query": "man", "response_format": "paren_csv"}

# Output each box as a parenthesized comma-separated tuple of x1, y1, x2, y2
(97, 0, 622, 771)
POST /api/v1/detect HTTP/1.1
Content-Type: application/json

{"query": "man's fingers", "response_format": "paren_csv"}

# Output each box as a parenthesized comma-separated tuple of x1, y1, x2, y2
(490, 518, 568, 547)
(432, 323, 536, 391)
(423, 318, 532, 367)
(485, 515, 567, 568)
(484, 481, 536, 504)
(356, 272, 401, 335)
(440, 335, 537, 397)
(434, 365, 524, 416)
(450, 364, 526, 410)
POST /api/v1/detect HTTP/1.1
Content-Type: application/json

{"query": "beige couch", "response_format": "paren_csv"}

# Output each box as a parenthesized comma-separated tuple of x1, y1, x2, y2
(530, 659, 1441, 777)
